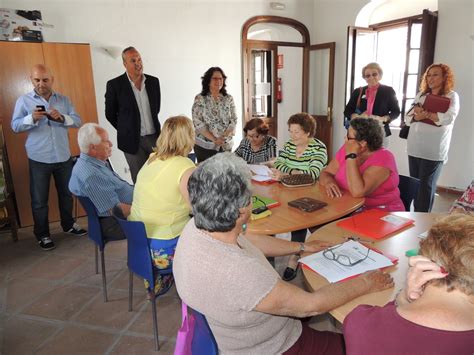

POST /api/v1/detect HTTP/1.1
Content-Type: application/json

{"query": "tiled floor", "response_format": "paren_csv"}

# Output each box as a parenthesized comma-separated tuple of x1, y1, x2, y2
(0, 191, 459, 354)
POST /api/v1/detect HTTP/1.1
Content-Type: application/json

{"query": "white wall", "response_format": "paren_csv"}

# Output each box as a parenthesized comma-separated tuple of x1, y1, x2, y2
(313, 0, 473, 189)
(434, 0, 473, 189)
(276, 46, 303, 149)
(2, 0, 315, 181)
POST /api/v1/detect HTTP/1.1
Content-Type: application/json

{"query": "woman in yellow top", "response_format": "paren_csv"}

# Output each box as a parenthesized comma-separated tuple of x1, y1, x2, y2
(130, 115, 195, 295)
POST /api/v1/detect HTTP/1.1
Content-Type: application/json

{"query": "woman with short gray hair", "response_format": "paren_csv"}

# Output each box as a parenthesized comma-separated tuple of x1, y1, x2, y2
(173, 152, 393, 354)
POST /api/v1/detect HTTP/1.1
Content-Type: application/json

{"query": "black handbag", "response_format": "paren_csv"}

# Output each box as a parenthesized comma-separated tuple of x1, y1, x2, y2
(399, 124, 410, 139)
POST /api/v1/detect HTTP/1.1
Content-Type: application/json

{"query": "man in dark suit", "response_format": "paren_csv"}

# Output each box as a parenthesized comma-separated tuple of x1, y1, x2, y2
(105, 46, 161, 183)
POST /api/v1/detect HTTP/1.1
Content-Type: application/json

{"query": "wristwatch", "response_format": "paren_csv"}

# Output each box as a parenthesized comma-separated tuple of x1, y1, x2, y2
(345, 153, 357, 160)
(297, 242, 305, 256)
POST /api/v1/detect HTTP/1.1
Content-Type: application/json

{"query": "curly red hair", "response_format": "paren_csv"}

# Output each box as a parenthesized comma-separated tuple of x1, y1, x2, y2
(419, 63, 455, 95)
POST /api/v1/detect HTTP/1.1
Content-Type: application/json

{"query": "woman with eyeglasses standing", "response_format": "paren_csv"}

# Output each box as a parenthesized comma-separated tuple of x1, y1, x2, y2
(319, 118, 404, 212)
(344, 62, 400, 146)
(192, 67, 238, 163)
(234, 118, 277, 164)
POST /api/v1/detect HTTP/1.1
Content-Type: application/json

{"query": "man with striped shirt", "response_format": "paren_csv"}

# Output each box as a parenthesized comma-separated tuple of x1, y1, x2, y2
(69, 123, 133, 240)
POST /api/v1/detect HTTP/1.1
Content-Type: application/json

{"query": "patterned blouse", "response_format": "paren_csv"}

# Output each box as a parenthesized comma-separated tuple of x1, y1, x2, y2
(234, 135, 277, 164)
(274, 138, 328, 180)
(192, 93, 238, 151)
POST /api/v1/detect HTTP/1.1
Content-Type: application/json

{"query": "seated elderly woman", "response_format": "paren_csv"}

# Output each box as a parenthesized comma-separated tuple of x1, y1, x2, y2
(129, 116, 195, 295)
(272, 112, 328, 281)
(173, 153, 393, 354)
(234, 118, 277, 164)
(343, 214, 474, 354)
(272, 112, 327, 180)
(320, 117, 404, 211)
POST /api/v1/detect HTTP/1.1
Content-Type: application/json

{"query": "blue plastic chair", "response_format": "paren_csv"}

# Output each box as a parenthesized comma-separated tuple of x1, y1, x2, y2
(77, 195, 124, 303)
(190, 307, 218, 354)
(114, 216, 173, 351)
(399, 175, 420, 211)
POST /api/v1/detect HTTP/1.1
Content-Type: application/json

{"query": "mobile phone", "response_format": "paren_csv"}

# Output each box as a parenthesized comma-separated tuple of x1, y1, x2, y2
(36, 105, 46, 111)
(252, 205, 268, 214)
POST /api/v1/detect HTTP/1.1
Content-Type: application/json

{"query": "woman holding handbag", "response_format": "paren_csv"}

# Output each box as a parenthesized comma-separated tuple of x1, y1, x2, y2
(405, 63, 460, 212)
(344, 62, 400, 147)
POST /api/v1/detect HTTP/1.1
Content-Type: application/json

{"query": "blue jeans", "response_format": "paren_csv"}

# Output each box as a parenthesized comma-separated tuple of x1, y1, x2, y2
(408, 156, 443, 212)
(29, 158, 74, 240)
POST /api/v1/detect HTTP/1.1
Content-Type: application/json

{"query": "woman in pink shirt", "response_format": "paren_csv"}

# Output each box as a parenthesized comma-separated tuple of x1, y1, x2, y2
(320, 118, 404, 211)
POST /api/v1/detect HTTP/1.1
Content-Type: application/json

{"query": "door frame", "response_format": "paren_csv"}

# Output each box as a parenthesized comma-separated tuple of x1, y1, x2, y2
(306, 42, 336, 157)
(242, 16, 310, 138)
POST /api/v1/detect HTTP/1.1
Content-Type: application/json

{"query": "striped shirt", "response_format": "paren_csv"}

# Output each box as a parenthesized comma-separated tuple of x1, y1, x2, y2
(274, 138, 327, 180)
(234, 135, 277, 164)
(69, 153, 133, 216)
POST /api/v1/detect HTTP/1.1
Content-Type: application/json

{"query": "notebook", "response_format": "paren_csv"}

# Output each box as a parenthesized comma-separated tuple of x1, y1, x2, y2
(422, 94, 450, 113)
(336, 209, 414, 240)
(252, 195, 280, 209)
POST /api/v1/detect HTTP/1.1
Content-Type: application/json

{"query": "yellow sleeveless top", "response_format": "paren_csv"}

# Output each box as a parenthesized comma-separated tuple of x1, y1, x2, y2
(130, 155, 195, 240)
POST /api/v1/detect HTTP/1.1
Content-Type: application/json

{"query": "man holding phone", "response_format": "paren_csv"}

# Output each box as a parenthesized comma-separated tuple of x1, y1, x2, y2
(11, 64, 86, 250)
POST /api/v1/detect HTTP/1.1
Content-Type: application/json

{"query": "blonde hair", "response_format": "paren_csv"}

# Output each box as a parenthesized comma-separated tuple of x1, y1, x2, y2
(148, 116, 195, 162)
(419, 213, 474, 295)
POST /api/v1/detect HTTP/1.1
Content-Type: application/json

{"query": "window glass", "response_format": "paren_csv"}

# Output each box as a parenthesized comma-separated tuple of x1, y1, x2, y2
(407, 74, 419, 98)
(408, 49, 420, 73)
(410, 23, 422, 48)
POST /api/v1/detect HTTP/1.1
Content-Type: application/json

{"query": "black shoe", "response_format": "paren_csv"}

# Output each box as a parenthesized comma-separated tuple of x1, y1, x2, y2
(38, 236, 56, 251)
(65, 223, 87, 236)
(282, 267, 298, 281)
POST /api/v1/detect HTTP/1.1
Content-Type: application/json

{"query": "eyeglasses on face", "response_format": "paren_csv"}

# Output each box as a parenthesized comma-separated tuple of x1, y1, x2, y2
(322, 244, 370, 267)
(247, 133, 260, 139)
(346, 132, 357, 140)
(364, 72, 379, 79)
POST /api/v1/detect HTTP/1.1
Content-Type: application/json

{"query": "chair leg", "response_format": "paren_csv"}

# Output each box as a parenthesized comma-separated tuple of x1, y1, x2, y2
(128, 270, 133, 312)
(95, 245, 99, 274)
(151, 295, 160, 351)
(100, 250, 107, 302)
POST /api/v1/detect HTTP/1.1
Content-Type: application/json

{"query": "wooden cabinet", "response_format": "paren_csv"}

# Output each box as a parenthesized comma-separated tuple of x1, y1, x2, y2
(0, 42, 98, 227)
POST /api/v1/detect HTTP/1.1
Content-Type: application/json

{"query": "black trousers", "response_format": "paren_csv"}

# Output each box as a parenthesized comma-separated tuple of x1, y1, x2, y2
(193, 144, 222, 164)
(408, 155, 443, 212)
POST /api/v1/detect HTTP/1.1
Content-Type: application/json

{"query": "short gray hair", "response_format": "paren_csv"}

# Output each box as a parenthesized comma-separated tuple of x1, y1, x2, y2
(188, 153, 252, 232)
(362, 62, 383, 79)
(78, 123, 102, 154)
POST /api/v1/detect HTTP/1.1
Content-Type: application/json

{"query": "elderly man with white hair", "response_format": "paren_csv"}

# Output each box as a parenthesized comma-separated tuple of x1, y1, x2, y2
(69, 123, 133, 239)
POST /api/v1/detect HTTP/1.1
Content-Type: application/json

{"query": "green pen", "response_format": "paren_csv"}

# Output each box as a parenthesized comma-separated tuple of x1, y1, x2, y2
(405, 248, 419, 257)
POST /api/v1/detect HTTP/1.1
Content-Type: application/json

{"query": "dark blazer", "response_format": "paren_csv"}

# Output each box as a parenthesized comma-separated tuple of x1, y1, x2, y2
(344, 84, 400, 137)
(105, 73, 161, 154)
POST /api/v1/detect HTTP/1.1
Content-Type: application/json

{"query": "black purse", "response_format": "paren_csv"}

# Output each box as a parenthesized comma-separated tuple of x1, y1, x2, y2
(399, 124, 410, 139)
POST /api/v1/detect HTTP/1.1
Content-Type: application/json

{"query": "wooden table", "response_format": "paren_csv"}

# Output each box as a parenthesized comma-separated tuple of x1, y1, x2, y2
(302, 211, 445, 323)
(247, 182, 364, 235)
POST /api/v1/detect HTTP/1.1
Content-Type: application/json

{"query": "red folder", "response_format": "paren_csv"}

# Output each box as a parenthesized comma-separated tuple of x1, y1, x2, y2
(422, 94, 450, 113)
(419, 94, 450, 126)
(336, 209, 414, 240)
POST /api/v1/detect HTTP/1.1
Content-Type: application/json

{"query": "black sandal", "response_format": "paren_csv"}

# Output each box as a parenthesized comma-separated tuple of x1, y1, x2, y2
(282, 266, 298, 281)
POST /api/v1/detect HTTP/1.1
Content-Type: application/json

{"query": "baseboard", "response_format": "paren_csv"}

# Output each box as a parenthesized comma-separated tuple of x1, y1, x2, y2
(436, 185, 464, 196)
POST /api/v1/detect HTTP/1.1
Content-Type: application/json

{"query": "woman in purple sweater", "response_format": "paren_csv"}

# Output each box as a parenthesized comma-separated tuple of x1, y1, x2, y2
(343, 214, 474, 355)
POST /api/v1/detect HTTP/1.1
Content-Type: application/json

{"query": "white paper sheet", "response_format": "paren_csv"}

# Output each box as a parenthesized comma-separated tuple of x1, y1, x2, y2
(248, 164, 273, 182)
(299, 240, 394, 283)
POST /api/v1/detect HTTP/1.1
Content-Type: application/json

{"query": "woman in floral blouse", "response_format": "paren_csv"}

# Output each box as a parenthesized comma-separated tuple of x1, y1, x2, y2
(192, 67, 238, 163)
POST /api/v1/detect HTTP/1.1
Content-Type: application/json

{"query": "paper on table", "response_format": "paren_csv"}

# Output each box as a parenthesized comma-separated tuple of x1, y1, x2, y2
(248, 164, 273, 182)
(299, 240, 394, 283)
